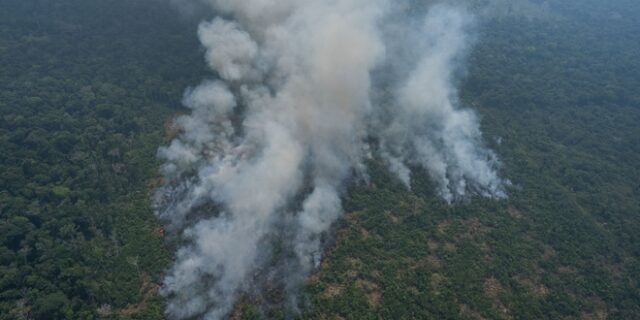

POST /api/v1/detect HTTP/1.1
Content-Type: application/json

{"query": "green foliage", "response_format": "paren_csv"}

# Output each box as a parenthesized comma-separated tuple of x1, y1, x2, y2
(303, 3, 640, 320)
(1, 0, 639, 319)
(0, 0, 206, 318)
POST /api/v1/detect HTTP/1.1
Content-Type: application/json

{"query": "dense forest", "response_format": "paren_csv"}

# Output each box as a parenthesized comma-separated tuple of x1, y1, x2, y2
(301, 2, 640, 320)
(0, 1, 205, 318)
(1, 0, 639, 319)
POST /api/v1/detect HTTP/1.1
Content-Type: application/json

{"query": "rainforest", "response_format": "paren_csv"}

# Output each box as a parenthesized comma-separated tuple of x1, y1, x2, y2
(0, 0, 639, 319)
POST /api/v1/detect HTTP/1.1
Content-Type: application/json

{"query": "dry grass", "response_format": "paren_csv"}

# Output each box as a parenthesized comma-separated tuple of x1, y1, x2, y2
(355, 279, 381, 307)
(427, 239, 439, 251)
(459, 218, 489, 239)
(459, 304, 487, 320)
(437, 220, 451, 233)
(514, 276, 550, 296)
(323, 284, 345, 298)
(118, 274, 160, 317)
(163, 113, 186, 142)
(484, 277, 503, 299)
(507, 206, 523, 219)
(386, 211, 400, 224)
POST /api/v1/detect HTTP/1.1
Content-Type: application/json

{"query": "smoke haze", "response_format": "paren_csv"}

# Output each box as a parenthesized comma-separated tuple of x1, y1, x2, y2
(378, 6, 506, 202)
(156, 1, 507, 318)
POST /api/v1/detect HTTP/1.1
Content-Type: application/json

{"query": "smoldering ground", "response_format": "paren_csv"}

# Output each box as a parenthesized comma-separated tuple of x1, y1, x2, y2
(155, 1, 507, 319)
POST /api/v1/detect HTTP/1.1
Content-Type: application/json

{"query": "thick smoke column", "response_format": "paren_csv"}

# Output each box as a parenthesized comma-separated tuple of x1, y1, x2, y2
(379, 6, 506, 202)
(156, 1, 506, 319)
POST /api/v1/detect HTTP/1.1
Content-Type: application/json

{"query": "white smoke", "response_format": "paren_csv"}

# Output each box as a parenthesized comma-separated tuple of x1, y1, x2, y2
(379, 6, 506, 202)
(156, 1, 506, 319)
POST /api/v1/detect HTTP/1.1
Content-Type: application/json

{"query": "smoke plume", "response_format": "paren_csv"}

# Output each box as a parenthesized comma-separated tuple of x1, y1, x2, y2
(156, 1, 506, 319)
(378, 6, 506, 202)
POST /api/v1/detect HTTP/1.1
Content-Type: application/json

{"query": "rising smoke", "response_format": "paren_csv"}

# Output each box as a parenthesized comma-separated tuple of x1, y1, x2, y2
(156, 1, 506, 319)
(378, 6, 506, 202)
